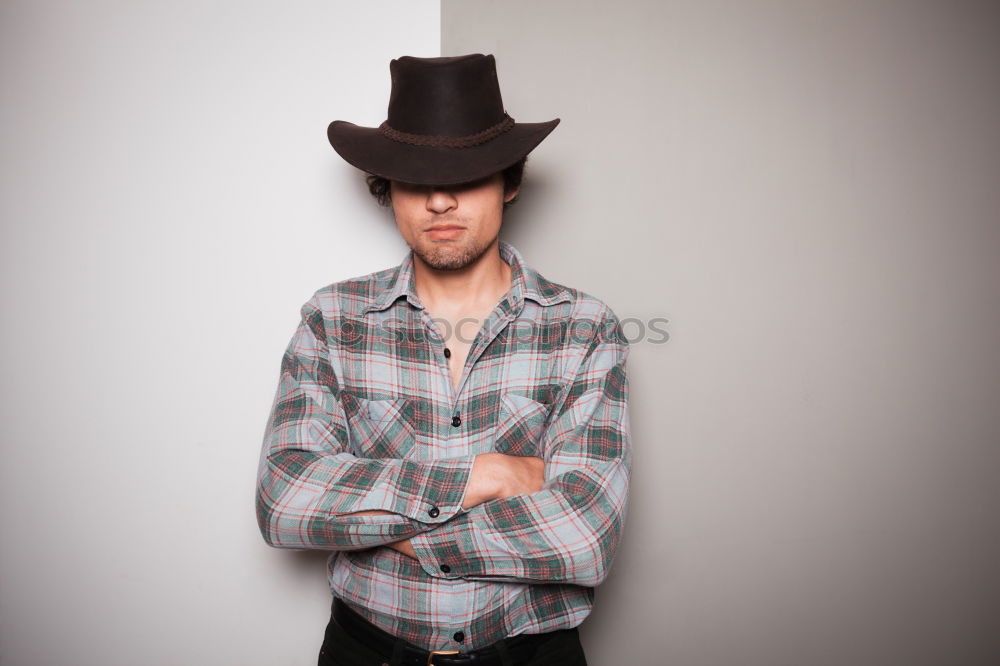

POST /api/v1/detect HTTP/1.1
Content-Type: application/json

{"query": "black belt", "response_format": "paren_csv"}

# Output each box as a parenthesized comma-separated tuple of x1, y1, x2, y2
(331, 596, 553, 665)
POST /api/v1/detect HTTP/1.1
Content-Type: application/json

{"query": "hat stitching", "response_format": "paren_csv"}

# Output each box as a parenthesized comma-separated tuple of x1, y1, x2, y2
(378, 114, 515, 148)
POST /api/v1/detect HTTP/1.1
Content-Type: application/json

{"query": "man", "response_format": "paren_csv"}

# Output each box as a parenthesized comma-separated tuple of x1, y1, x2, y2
(255, 54, 632, 666)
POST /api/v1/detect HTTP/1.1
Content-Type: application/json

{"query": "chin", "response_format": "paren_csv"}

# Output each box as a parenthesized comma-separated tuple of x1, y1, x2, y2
(414, 237, 492, 271)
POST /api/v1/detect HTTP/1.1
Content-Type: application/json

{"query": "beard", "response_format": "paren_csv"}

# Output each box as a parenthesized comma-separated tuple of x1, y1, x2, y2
(408, 229, 498, 271)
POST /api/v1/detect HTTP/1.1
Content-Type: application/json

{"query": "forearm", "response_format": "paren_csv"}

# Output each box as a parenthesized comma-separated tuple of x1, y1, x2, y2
(385, 455, 630, 583)
(256, 451, 475, 551)
(369, 452, 538, 559)
(408, 458, 629, 585)
(258, 446, 509, 552)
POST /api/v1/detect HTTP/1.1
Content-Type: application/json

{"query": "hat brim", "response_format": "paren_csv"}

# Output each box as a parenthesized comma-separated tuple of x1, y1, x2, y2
(327, 119, 560, 186)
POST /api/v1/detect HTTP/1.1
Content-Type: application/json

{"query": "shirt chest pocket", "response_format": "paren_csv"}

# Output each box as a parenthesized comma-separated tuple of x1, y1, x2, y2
(493, 392, 553, 458)
(342, 394, 417, 459)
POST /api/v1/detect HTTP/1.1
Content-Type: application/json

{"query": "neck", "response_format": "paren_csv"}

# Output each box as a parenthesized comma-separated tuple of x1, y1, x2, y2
(412, 239, 512, 313)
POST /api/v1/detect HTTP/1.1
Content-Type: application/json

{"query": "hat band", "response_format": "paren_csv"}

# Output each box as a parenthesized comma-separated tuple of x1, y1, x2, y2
(379, 114, 515, 148)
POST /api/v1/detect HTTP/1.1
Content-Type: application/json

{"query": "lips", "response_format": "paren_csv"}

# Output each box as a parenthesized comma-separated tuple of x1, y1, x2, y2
(426, 224, 466, 240)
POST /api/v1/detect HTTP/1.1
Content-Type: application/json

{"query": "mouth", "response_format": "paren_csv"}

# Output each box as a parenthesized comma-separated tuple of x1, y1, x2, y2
(425, 224, 466, 240)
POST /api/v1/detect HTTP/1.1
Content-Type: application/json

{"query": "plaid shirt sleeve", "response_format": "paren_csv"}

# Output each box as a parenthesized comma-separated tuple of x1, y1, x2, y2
(408, 309, 632, 587)
(254, 295, 476, 551)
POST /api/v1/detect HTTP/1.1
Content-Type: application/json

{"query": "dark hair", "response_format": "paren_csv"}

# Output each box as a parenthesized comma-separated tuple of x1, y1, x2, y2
(365, 157, 527, 210)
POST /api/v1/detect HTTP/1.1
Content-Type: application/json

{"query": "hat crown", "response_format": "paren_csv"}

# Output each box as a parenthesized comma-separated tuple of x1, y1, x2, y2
(386, 54, 506, 137)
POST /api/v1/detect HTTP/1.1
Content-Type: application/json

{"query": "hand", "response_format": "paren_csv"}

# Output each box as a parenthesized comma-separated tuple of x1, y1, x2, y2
(386, 538, 417, 559)
(463, 453, 545, 509)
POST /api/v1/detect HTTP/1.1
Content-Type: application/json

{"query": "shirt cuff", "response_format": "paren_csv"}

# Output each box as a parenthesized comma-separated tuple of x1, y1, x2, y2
(408, 510, 475, 580)
(339, 456, 475, 526)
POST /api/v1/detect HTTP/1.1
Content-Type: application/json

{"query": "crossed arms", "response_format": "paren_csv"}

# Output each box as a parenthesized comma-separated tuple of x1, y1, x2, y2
(349, 452, 545, 559)
(255, 296, 632, 587)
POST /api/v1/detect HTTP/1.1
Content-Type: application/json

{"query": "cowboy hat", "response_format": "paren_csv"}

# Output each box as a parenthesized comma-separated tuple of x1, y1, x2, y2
(326, 53, 559, 186)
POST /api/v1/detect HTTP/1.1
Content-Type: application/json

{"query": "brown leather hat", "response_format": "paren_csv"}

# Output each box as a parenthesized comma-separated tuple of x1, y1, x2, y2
(327, 54, 560, 186)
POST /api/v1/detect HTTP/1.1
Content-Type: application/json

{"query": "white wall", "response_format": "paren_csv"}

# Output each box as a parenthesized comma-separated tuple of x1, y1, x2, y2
(0, 2, 438, 664)
(443, 1, 1000, 665)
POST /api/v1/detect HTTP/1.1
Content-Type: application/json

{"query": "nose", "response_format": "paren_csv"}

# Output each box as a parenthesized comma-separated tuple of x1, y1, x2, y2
(426, 187, 458, 214)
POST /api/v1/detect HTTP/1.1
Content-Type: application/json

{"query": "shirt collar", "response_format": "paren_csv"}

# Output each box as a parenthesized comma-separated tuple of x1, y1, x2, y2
(361, 240, 571, 316)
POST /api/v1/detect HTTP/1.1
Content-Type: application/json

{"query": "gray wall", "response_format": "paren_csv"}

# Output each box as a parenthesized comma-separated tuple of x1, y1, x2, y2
(0, 1, 438, 664)
(443, 1, 1000, 664)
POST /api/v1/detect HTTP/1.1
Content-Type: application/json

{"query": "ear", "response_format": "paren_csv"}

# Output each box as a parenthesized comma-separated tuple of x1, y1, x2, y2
(503, 187, 519, 203)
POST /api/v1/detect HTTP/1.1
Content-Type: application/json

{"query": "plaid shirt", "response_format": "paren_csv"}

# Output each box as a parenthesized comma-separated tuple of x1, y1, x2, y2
(255, 240, 632, 652)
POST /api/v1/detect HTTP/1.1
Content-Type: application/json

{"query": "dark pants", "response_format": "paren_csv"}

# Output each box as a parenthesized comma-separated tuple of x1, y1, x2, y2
(317, 601, 588, 666)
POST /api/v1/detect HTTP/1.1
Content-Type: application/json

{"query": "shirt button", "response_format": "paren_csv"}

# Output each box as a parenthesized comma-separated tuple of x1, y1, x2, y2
(451, 415, 461, 427)
(440, 563, 451, 573)
(443, 347, 451, 358)
(453, 631, 465, 643)
(428, 506, 440, 518)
